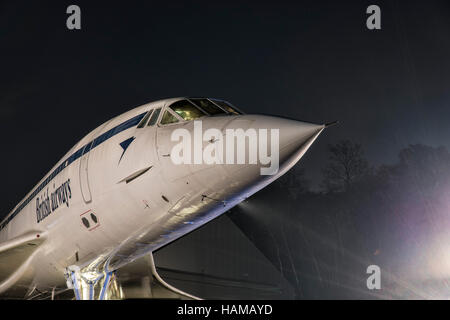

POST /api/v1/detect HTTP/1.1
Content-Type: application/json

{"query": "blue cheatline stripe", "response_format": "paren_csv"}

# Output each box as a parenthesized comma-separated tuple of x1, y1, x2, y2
(72, 272, 81, 300)
(99, 272, 112, 300)
(0, 112, 147, 231)
(89, 283, 94, 300)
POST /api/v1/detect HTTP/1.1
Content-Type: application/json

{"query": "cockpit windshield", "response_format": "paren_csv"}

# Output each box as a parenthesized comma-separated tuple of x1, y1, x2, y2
(160, 110, 180, 125)
(210, 99, 241, 115)
(169, 100, 206, 121)
(190, 99, 226, 115)
(158, 98, 242, 126)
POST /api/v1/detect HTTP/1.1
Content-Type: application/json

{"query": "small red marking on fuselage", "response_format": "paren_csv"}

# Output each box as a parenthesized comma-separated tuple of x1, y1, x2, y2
(36, 234, 40, 238)
(80, 209, 92, 216)
(89, 223, 101, 232)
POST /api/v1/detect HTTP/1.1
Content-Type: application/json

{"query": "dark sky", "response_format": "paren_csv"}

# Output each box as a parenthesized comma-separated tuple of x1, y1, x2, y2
(1, 0, 450, 216)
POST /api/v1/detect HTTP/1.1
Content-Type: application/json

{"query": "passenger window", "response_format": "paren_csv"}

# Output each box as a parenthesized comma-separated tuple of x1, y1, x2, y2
(211, 100, 241, 115)
(82, 217, 90, 228)
(191, 99, 226, 115)
(137, 110, 153, 128)
(90, 213, 98, 223)
(169, 100, 206, 120)
(148, 108, 161, 126)
(160, 110, 179, 125)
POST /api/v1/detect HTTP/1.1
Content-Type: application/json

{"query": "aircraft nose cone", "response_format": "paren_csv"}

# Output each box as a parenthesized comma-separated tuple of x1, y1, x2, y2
(273, 117, 324, 161)
(255, 116, 323, 146)
(232, 114, 325, 176)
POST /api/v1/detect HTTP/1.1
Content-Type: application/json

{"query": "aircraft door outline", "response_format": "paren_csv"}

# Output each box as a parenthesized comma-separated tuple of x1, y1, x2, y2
(79, 141, 93, 203)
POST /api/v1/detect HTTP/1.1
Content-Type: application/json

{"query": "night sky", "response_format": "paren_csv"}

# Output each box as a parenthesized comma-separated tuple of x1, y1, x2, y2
(1, 0, 450, 217)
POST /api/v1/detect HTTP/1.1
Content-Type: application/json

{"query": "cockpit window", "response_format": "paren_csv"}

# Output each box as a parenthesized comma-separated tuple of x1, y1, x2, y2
(148, 108, 161, 126)
(169, 100, 206, 121)
(190, 98, 226, 115)
(137, 110, 153, 128)
(160, 110, 180, 125)
(211, 99, 241, 115)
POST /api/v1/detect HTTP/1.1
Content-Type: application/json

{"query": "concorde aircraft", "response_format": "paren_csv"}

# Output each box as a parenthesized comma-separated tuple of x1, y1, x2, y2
(0, 97, 330, 299)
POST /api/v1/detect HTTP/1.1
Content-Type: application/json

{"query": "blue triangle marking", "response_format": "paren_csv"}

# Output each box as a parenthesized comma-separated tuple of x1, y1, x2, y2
(119, 136, 136, 163)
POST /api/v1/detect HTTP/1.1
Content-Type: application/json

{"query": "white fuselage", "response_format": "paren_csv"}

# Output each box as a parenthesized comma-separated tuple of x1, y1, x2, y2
(0, 97, 324, 296)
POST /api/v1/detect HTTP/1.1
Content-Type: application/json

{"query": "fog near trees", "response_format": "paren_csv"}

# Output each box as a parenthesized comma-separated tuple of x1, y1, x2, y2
(228, 141, 450, 299)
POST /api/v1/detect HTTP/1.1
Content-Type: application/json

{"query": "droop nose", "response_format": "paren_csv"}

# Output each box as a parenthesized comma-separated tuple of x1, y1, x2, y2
(234, 114, 325, 176)
(272, 117, 325, 164)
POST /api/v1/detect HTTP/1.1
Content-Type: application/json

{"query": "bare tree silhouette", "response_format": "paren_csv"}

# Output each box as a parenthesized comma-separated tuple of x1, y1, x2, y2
(321, 140, 370, 192)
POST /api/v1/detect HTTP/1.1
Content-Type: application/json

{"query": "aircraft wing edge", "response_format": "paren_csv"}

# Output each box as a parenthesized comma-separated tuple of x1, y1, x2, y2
(0, 231, 47, 296)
